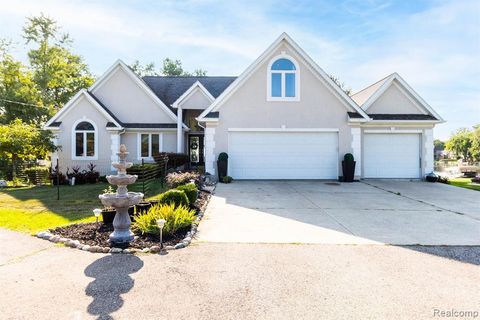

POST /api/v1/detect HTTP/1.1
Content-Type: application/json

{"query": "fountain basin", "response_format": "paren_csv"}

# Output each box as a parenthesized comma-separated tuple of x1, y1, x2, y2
(106, 174, 138, 187)
(99, 192, 144, 208)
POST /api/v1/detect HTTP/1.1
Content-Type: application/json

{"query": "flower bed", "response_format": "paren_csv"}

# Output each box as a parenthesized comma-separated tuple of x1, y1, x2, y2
(36, 189, 212, 254)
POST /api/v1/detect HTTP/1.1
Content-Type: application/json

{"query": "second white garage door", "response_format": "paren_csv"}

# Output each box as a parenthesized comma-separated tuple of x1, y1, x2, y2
(364, 133, 421, 178)
(228, 131, 338, 179)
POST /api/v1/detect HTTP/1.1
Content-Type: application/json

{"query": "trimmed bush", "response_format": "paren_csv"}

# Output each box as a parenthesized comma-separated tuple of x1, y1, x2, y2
(438, 176, 450, 184)
(218, 152, 228, 161)
(158, 189, 189, 207)
(176, 183, 198, 204)
(165, 171, 200, 188)
(132, 203, 195, 237)
(471, 176, 480, 184)
(222, 176, 233, 183)
(344, 153, 354, 162)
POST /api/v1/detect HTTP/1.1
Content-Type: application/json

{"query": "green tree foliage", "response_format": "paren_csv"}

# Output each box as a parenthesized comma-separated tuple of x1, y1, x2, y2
(130, 58, 207, 77)
(22, 14, 94, 111)
(0, 119, 55, 179)
(470, 125, 480, 162)
(434, 139, 445, 151)
(445, 127, 475, 162)
(0, 40, 45, 125)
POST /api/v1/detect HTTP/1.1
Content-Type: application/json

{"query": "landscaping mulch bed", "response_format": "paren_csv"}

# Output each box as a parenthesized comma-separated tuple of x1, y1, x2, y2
(47, 189, 212, 251)
(50, 222, 187, 249)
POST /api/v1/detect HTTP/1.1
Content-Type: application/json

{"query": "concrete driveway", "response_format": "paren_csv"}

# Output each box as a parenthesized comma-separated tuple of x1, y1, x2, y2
(197, 180, 480, 245)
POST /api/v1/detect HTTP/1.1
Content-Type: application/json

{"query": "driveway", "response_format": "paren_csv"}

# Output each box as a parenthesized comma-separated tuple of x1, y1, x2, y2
(1, 228, 479, 320)
(196, 180, 480, 245)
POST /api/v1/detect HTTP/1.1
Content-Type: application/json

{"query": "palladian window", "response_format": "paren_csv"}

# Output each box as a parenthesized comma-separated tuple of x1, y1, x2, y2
(268, 56, 299, 100)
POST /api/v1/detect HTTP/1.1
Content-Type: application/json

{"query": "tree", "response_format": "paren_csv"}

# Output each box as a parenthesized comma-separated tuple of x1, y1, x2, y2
(131, 58, 207, 77)
(445, 128, 473, 161)
(23, 14, 94, 111)
(434, 139, 445, 151)
(0, 119, 55, 180)
(469, 124, 480, 162)
(329, 74, 352, 96)
(0, 40, 46, 125)
(130, 60, 160, 77)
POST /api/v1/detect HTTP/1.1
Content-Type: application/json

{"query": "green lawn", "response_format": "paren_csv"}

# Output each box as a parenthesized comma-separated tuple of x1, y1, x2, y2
(449, 177, 480, 192)
(0, 179, 167, 233)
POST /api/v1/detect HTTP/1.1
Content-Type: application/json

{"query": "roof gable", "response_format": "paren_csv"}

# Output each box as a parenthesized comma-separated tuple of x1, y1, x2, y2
(171, 81, 214, 109)
(89, 60, 180, 124)
(45, 89, 122, 129)
(355, 73, 444, 121)
(198, 33, 370, 121)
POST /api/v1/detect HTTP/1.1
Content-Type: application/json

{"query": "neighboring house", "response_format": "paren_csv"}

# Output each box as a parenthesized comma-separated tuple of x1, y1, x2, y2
(45, 33, 444, 179)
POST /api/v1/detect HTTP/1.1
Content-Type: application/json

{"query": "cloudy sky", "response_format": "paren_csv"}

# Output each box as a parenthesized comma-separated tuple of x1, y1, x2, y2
(1, 0, 478, 139)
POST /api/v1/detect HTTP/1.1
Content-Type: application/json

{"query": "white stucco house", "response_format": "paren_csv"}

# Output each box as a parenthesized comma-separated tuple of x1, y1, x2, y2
(45, 33, 444, 180)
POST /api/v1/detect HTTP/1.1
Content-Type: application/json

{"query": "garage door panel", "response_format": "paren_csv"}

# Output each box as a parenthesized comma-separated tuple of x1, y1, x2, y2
(228, 131, 338, 179)
(364, 133, 420, 178)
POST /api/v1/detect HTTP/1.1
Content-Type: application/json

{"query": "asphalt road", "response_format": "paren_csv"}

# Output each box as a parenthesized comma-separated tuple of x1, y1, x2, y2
(0, 229, 479, 320)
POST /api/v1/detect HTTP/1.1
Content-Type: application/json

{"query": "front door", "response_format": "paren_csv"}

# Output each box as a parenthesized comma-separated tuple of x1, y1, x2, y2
(188, 135, 204, 166)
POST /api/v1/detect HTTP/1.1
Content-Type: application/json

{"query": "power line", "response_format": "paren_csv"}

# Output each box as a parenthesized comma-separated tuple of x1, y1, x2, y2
(0, 98, 50, 109)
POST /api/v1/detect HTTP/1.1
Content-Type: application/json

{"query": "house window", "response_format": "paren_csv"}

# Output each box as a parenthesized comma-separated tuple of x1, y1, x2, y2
(268, 56, 299, 101)
(73, 120, 96, 159)
(139, 133, 163, 159)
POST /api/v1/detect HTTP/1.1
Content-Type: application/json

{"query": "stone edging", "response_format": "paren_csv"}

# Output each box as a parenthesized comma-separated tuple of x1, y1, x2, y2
(34, 186, 214, 254)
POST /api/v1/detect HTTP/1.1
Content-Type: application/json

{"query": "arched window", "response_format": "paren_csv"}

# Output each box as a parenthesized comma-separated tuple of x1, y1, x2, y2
(73, 120, 97, 159)
(268, 55, 299, 101)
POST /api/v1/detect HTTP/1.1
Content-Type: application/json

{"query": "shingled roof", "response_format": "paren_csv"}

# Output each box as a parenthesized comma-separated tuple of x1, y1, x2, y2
(142, 76, 237, 107)
(347, 112, 438, 121)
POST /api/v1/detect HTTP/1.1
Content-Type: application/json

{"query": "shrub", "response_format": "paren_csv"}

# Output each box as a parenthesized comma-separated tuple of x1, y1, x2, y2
(158, 189, 189, 207)
(437, 176, 450, 184)
(344, 153, 354, 162)
(50, 165, 67, 185)
(67, 165, 86, 184)
(166, 171, 200, 188)
(176, 183, 198, 204)
(25, 166, 50, 185)
(222, 175, 233, 183)
(85, 162, 100, 184)
(471, 176, 480, 184)
(132, 203, 195, 237)
(218, 152, 228, 161)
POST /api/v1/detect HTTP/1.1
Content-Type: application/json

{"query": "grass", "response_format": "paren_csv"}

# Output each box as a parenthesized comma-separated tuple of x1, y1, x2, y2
(0, 179, 167, 233)
(448, 177, 480, 192)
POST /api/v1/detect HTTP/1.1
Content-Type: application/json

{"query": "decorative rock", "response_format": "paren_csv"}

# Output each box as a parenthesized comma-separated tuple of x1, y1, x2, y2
(141, 248, 150, 253)
(76, 243, 84, 249)
(183, 236, 192, 242)
(174, 243, 186, 250)
(69, 240, 80, 248)
(0, 179, 7, 188)
(110, 247, 123, 254)
(81, 245, 91, 251)
(165, 245, 175, 251)
(150, 245, 161, 253)
(90, 246, 101, 253)
(58, 238, 68, 243)
(36, 231, 46, 238)
(102, 247, 110, 253)
(41, 233, 52, 240)
(122, 249, 132, 254)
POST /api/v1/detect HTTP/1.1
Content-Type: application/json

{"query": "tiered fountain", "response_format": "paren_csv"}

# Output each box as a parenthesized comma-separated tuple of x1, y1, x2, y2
(99, 144, 143, 246)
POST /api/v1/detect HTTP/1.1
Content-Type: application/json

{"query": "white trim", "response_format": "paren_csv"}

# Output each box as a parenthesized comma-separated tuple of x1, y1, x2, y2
(89, 59, 188, 128)
(228, 127, 339, 132)
(266, 53, 300, 102)
(110, 133, 120, 171)
(177, 105, 183, 152)
(350, 127, 361, 176)
(45, 90, 122, 129)
(204, 124, 217, 175)
(124, 127, 179, 132)
(423, 128, 434, 174)
(198, 33, 370, 121)
(365, 120, 441, 124)
(137, 132, 164, 160)
(172, 81, 215, 108)
(361, 73, 444, 121)
(71, 118, 98, 160)
(364, 129, 423, 133)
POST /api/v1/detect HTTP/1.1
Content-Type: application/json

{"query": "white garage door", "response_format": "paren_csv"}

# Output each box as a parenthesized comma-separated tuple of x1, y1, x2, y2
(364, 133, 421, 178)
(228, 131, 338, 179)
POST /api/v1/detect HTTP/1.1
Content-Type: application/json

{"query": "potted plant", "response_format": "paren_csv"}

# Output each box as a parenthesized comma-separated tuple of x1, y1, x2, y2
(101, 186, 116, 224)
(217, 152, 228, 181)
(425, 172, 438, 182)
(342, 153, 356, 182)
(135, 201, 152, 215)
